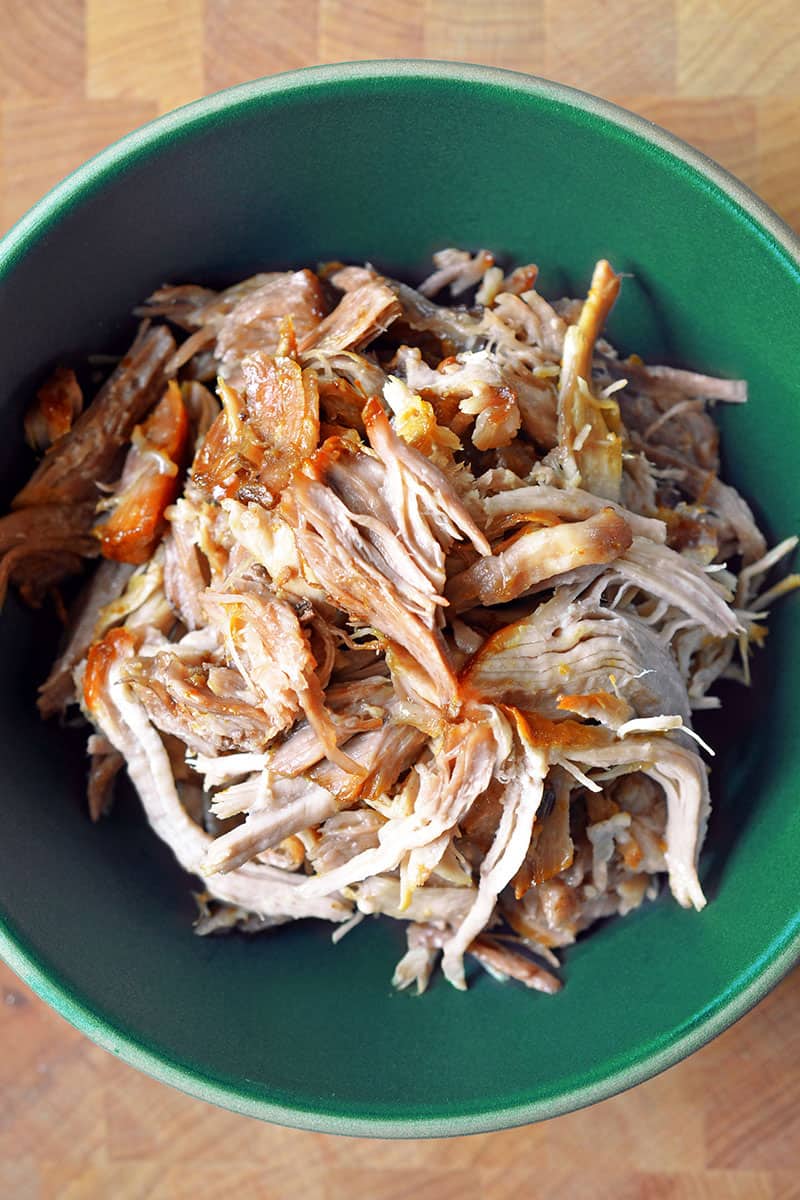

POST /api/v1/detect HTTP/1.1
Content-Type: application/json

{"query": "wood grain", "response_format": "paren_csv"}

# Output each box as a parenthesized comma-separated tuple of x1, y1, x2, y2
(1, 963, 798, 1199)
(677, 0, 800, 96)
(86, 0, 204, 113)
(422, 1, 545, 72)
(544, 0, 677, 96)
(0, 2, 798, 1196)
(0, 0, 85, 99)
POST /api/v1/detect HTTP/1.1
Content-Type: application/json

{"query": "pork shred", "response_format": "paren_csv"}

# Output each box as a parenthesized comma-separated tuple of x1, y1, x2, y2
(3, 249, 794, 996)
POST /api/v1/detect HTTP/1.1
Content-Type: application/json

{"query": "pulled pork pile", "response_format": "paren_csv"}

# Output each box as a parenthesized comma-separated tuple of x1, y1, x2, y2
(2, 249, 795, 995)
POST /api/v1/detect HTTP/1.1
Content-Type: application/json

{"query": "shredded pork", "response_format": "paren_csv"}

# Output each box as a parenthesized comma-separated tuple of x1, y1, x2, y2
(2, 249, 794, 996)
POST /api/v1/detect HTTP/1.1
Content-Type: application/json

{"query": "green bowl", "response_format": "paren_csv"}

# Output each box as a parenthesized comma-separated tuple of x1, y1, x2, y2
(0, 62, 798, 1138)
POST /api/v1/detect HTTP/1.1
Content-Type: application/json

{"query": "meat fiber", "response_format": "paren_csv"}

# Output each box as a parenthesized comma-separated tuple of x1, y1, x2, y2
(0, 501, 99, 607)
(557, 260, 623, 500)
(14, 323, 175, 508)
(82, 628, 349, 923)
(447, 508, 632, 611)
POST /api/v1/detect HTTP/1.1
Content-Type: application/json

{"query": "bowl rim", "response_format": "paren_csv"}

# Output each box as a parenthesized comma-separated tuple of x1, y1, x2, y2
(1, 59, 798, 1139)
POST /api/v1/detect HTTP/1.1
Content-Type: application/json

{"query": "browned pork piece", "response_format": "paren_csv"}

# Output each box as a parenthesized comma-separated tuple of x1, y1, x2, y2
(642, 443, 766, 564)
(94, 381, 190, 566)
(301, 348, 387, 433)
(259, 678, 391, 776)
(38, 559, 135, 716)
(202, 583, 356, 772)
(461, 588, 693, 724)
(0, 324, 176, 606)
(552, 734, 711, 911)
(86, 734, 125, 822)
(394, 346, 523, 451)
(439, 715, 548, 989)
(287, 469, 460, 707)
(605, 354, 746, 475)
(468, 936, 562, 995)
(200, 713, 427, 876)
(13, 323, 175, 508)
(135, 283, 218, 328)
(557, 259, 624, 500)
(329, 264, 489, 353)
(122, 635, 277, 758)
(162, 499, 209, 630)
(243, 353, 320, 492)
(301, 716, 500, 900)
(24, 366, 83, 453)
(447, 508, 633, 612)
(0, 500, 99, 607)
(612, 537, 742, 637)
(479, 483, 666, 543)
(202, 773, 340, 875)
(213, 270, 327, 372)
(141, 271, 328, 382)
(593, 351, 765, 564)
(284, 401, 489, 709)
(300, 280, 401, 353)
(511, 766, 575, 898)
(191, 351, 320, 501)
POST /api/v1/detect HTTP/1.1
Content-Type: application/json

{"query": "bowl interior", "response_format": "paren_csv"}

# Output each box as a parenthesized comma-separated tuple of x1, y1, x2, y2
(1, 64, 798, 1136)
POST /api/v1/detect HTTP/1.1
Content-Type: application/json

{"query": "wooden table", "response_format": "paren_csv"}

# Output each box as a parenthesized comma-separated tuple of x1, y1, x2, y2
(1, 3, 798, 1196)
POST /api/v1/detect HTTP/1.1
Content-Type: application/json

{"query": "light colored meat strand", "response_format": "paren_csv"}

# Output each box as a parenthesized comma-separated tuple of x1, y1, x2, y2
(442, 733, 547, 989)
(286, 469, 459, 708)
(202, 775, 338, 875)
(419, 248, 494, 298)
(202, 586, 356, 773)
(615, 537, 741, 638)
(299, 281, 401, 353)
(462, 589, 692, 724)
(557, 260, 623, 500)
(301, 719, 498, 898)
(558, 736, 710, 910)
(447, 508, 632, 612)
(481, 484, 666, 543)
(83, 632, 349, 923)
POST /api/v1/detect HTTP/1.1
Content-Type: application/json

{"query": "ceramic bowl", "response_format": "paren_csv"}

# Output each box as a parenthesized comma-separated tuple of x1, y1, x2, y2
(0, 62, 798, 1137)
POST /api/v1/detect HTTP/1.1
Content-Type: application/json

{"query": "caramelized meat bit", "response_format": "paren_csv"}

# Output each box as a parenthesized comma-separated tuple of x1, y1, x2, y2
(24, 366, 83, 452)
(95, 381, 190, 565)
(557, 259, 624, 500)
(192, 353, 319, 501)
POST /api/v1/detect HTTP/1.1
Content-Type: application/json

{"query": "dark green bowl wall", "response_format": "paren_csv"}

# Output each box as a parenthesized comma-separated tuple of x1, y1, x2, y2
(0, 72, 798, 1131)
